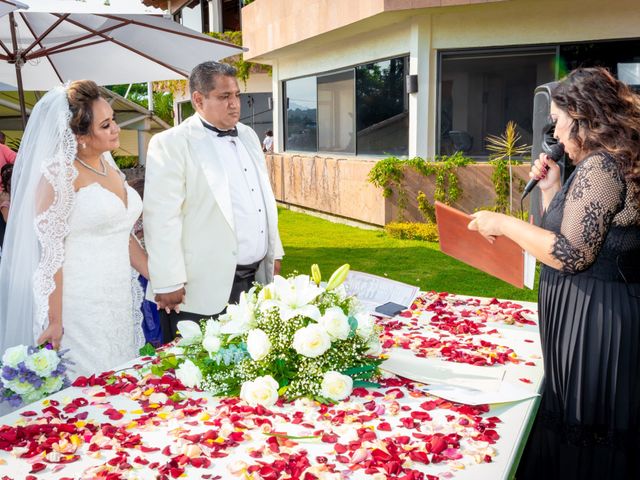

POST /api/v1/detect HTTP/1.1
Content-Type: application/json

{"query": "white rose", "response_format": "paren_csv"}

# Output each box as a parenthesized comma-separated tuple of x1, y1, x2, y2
(175, 359, 202, 389)
(355, 313, 376, 339)
(246, 329, 271, 361)
(319, 307, 350, 340)
(176, 321, 203, 346)
(24, 349, 60, 377)
(320, 371, 353, 401)
(240, 375, 279, 407)
(202, 335, 221, 354)
(6, 377, 35, 395)
(2, 345, 29, 368)
(292, 324, 331, 358)
(43, 375, 64, 395)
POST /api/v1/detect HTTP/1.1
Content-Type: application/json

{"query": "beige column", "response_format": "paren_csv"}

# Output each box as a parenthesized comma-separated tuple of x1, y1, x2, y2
(408, 14, 433, 159)
(271, 59, 282, 153)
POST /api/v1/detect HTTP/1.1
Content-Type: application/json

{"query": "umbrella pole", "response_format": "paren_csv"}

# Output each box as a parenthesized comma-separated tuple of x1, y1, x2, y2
(8, 12, 27, 129)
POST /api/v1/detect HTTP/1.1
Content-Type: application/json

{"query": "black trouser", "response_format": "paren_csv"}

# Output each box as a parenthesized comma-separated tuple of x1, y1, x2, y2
(159, 262, 259, 343)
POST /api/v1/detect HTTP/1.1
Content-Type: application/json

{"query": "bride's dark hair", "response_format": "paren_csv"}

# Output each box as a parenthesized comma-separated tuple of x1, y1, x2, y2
(66, 80, 103, 136)
(552, 67, 640, 198)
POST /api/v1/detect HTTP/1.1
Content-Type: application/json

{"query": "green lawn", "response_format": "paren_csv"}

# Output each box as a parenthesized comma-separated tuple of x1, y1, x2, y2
(278, 207, 539, 303)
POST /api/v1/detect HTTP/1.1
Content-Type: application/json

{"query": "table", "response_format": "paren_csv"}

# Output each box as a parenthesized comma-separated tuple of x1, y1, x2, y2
(0, 292, 543, 479)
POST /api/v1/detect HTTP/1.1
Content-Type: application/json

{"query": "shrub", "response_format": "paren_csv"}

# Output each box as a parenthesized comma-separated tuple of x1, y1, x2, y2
(384, 222, 439, 242)
(114, 156, 138, 169)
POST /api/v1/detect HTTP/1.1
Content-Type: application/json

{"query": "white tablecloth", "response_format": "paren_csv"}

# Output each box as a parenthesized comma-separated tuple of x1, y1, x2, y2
(0, 293, 543, 479)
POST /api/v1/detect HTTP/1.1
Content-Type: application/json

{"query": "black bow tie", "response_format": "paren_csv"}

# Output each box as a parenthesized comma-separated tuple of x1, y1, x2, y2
(201, 120, 238, 137)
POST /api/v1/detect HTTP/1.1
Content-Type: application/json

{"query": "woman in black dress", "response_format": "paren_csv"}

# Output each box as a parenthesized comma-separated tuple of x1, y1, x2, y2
(469, 67, 640, 479)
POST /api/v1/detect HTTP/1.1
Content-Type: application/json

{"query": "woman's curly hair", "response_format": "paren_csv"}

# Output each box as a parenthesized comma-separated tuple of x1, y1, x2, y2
(551, 67, 640, 199)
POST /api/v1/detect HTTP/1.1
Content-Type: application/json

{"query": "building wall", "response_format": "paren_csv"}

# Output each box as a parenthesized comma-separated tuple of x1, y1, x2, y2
(266, 153, 531, 226)
(259, 0, 640, 158)
(245, 0, 639, 224)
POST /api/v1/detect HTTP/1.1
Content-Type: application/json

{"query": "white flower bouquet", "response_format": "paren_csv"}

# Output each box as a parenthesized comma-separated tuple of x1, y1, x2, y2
(0, 344, 70, 409)
(168, 264, 383, 405)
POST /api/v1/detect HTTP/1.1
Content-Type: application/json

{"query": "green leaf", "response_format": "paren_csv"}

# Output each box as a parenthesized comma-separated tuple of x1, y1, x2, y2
(169, 392, 185, 402)
(105, 376, 117, 385)
(163, 355, 179, 368)
(341, 364, 378, 376)
(352, 380, 381, 389)
(348, 316, 358, 338)
(151, 365, 164, 378)
(139, 343, 157, 357)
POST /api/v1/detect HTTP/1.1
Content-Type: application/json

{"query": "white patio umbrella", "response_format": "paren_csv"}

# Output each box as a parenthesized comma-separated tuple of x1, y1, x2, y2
(0, 3, 243, 126)
(0, 0, 27, 17)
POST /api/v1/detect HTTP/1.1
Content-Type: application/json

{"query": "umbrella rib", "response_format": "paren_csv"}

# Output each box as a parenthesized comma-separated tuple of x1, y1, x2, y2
(18, 12, 65, 82)
(19, 12, 69, 58)
(30, 38, 110, 59)
(0, 40, 11, 57)
(99, 13, 244, 49)
(25, 15, 130, 59)
(59, 15, 189, 77)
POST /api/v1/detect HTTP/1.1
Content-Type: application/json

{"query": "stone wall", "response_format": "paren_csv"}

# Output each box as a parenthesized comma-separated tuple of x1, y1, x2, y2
(266, 153, 531, 226)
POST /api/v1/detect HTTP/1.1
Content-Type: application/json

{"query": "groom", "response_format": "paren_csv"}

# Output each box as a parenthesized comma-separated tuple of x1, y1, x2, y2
(143, 61, 284, 343)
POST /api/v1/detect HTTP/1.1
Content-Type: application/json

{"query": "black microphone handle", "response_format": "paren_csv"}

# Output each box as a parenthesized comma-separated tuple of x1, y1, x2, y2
(521, 165, 549, 199)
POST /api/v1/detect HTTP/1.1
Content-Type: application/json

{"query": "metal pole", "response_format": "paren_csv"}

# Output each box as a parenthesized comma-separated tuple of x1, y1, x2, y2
(9, 12, 27, 128)
(147, 82, 154, 112)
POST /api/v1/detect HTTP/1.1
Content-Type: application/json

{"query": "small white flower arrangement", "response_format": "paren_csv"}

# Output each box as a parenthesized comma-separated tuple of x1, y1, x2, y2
(168, 264, 382, 406)
(0, 344, 70, 409)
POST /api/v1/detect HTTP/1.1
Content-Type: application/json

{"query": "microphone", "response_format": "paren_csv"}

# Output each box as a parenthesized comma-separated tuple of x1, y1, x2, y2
(521, 126, 565, 200)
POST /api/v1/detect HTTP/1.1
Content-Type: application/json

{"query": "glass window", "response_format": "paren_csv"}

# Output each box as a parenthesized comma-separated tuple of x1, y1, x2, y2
(239, 93, 273, 142)
(559, 39, 640, 89)
(356, 57, 408, 156)
(318, 70, 355, 154)
(439, 49, 555, 159)
(284, 77, 317, 152)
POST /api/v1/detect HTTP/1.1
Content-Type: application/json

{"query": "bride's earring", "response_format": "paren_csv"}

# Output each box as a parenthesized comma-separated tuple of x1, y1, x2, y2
(80, 143, 86, 149)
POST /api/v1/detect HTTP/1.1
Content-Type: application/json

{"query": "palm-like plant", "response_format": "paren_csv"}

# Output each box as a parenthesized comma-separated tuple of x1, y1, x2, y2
(486, 121, 531, 213)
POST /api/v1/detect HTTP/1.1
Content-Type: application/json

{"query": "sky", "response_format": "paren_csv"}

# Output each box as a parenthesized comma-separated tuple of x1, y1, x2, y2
(18, 0, 165, 14)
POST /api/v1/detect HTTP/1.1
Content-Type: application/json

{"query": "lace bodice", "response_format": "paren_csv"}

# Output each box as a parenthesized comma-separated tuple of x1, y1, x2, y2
(543, 152, 640, 279)
(61, 182, 144, 377)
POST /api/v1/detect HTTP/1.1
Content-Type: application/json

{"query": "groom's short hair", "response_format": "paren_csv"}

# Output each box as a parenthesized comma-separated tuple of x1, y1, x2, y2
(189, 62, 237, 97)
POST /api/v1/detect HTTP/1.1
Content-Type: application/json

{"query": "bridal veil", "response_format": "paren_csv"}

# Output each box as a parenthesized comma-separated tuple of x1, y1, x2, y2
(0, 87, 77, 353)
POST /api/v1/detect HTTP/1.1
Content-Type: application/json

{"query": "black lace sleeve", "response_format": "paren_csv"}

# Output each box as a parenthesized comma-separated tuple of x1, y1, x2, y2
(551, 154, 625, 274)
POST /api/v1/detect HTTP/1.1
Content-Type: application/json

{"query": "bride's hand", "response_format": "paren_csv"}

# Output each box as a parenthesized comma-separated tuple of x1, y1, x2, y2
(37, 322, 64, 349)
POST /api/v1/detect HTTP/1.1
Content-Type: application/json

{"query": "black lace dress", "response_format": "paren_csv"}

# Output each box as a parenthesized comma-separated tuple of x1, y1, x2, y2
(517, 152, 640, 480)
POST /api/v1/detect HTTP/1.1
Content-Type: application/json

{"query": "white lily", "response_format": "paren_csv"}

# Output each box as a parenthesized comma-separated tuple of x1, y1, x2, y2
(177, 321, 203, 346)
(264, 275, 323, 321)
(219, 291, 256, 335)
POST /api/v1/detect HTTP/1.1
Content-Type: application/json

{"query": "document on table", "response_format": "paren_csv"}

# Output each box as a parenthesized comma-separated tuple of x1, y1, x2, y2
(421, 381, 539, 406)
(382, 348, 539, 405)
(344, 270, 419, 316)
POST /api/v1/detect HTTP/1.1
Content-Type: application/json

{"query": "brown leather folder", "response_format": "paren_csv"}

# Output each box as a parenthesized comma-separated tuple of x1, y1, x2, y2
(435, 201, 525, 288)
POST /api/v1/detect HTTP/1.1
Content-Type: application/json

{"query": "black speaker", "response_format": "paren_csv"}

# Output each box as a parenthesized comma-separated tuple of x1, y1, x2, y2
(406, 74, 418, 94)
(529, 82, 573, 224)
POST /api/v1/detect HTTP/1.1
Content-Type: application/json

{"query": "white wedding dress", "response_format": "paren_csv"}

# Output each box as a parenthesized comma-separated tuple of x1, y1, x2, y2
(60, 182, 144, 378)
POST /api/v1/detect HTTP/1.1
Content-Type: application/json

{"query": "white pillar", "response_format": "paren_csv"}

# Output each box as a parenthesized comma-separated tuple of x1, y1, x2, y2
(271, 59, 282, 153)
(137, 123, 151, 166)
(408, 15, 433, 159)
(209, 0, 223, 32)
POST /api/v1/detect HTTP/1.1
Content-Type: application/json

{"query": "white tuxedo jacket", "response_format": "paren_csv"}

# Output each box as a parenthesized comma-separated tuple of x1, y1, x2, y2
(143, 115, 284, 315)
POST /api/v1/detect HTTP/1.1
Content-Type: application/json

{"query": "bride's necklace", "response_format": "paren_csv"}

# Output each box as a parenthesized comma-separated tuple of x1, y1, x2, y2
(76, 156, 107, 177)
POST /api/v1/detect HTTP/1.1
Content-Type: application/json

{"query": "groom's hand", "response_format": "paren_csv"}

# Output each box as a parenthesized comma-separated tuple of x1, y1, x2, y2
(155, 288, 186, 314)
(274, 260, 282, 276)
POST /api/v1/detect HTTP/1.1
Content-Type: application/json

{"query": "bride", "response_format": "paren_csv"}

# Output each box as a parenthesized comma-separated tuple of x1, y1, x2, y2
(0, 80, 148, 379)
